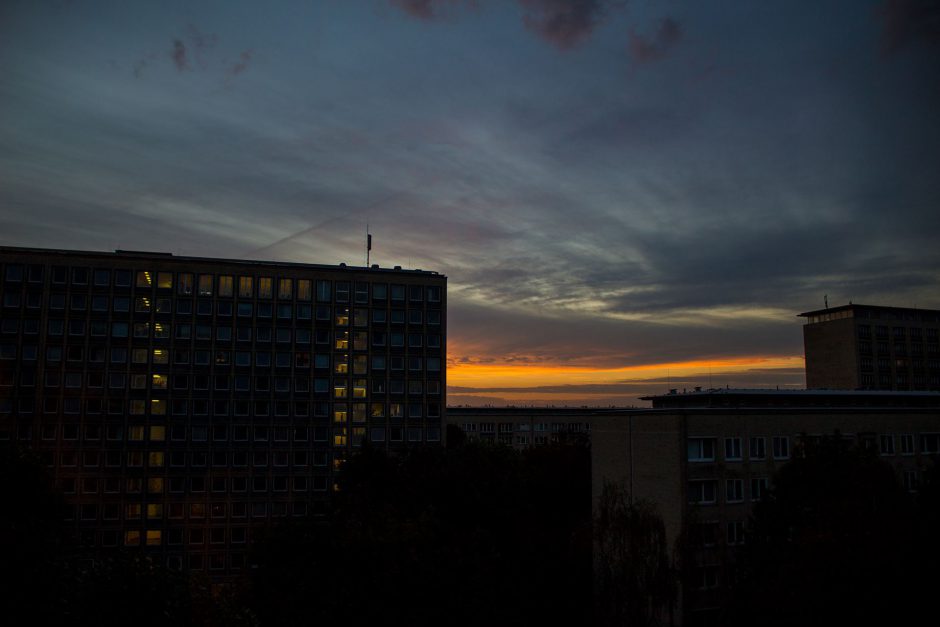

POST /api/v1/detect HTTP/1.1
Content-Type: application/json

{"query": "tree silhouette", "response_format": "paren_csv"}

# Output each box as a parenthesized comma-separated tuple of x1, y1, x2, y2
(594, 481, 677, 627)
(723, 434, 934, 626)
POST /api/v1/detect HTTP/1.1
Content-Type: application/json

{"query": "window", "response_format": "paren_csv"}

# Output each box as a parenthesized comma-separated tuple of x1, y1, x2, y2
(726, 479, 744, 503)
(218, 275, 233, 297)
(922, 434, 940, 454)
(688, 480, 717, 505)
(727, 521, 745, 546)
(258, 277, 273, 299)
(278, 278, 292, 299)
(178, 273, 193, 295)
(901, 434, 915, 455)
(136, 271, 152, 288)
(725, 437, 742, 460)
(879, 434, 895, 455)
(238, 276, 253, 297)
(772, 436, 790, 460)
(750, 477, 768, 501)
(297, 279, 312, 301)
(687, 437, 716, 462)
(749, 437, 766, 460)
(196, 274, 213, 296)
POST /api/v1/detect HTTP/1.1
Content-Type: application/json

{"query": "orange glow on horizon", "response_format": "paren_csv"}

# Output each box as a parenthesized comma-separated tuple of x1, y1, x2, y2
(447, 355, 804, 390)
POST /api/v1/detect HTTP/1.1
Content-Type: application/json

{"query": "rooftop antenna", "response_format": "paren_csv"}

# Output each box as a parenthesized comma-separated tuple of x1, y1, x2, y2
(824, 294, 828, 309)
(366, 224, 372, 267)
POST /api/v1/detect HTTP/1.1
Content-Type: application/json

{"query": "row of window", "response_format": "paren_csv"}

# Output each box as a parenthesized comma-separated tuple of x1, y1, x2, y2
(0, 319, 441, 348)
(689, 434, 940, 461)
(60, 474, 329, 496)
(1, 265, 442, 304)
(2, 347, 443, 371)
(22, 368, 440, 388)
(688, 478, 769, 504)
(2, 397, 442, 418)
(858, 325, 940, 340)
(460, 422, 591, 433)
(1, 297, 442, 327)
(687, 436, 790, 462)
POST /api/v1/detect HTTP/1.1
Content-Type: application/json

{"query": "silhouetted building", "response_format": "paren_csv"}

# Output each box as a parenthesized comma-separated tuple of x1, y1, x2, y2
(799, 303, 940, 391)
(0, 246, 446, 575)
(592, 388, 940, 625)
(447, 406, 595, 448)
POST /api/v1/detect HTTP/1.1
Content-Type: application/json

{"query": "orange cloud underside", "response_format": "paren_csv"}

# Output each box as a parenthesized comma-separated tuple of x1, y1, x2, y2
(448, 356, 804, 390)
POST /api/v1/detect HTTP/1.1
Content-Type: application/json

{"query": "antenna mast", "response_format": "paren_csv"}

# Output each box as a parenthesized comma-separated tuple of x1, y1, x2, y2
(366, 225, 372, 267)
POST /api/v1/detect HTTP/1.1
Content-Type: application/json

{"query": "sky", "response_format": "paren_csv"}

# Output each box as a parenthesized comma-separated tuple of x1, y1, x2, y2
(1, 0, 939, 406)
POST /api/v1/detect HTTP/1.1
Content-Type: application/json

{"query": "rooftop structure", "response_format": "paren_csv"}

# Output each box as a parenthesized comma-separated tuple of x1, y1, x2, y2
(799, 303, 940, 392)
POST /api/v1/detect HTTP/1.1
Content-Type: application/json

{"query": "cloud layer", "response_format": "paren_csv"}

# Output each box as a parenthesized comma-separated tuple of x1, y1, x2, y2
(2, 1, 939, 404)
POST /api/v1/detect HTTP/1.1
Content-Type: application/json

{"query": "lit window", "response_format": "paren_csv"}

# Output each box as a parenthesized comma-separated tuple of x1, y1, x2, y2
(258, 277, 273, 299)
(124, 531, 141, 546)
(157, 272, 173, 289)
(278, 278, 292, 299)
(197, 274, 212, 296)
(334, 404, 348, 423)
(298, 279, 312, 301)
(238, 276, 253, 297)
(218, 275, 233, 297)
(150, 425, 166, 441)
(136, 271, 152, 288)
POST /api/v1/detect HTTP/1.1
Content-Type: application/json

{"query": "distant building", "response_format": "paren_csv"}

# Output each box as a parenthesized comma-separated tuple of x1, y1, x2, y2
(0, 246, 446, 576)
(799, 303, 940, 391)
(591, 388, 940, 626)
(446, 406, 596, 449)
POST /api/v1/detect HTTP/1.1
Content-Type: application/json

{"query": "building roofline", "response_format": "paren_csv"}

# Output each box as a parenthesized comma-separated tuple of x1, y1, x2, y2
(640, 388, 940, 400)
(798, 303, 940, 317)
(0, 245, 446, 278)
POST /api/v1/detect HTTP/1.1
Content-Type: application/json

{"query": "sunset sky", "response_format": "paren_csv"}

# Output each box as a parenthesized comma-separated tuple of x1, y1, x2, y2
(2, 1, 939, 405)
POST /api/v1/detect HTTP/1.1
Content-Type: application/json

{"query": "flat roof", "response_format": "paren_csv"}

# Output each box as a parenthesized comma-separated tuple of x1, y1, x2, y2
(0, 245, 445, 278)
(798, 303, 940, 317)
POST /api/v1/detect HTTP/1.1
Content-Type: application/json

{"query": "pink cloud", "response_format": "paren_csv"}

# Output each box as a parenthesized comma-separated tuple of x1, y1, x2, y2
(628, 17, 682, 63)
(229, 50, 253, 76)
(519, 0, 612, 50)
(170, 39, 188, 71)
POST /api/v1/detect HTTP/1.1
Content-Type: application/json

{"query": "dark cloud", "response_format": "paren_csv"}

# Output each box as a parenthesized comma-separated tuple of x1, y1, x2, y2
(878, 0, 940, 54)
(390, 0, 473, 20)
(170, 39, 188, 71)
(519, 0, 613, 49)
(229, 50, 253, 77)
(628, 17, 682, 62)
(390, 0, 614, 49)
(185, 24, 218, 69)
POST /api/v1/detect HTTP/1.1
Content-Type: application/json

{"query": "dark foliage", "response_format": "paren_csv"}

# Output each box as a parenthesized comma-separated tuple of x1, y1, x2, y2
(1, 444, 255, 626)
(249, 439, 593, 627)
(594, 482, 677, 627)
(722, 434, 939, 627)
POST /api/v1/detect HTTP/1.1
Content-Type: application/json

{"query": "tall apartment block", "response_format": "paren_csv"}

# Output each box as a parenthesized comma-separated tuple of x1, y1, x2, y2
(799, 304, 940, 391)
(0, 246, 446, 574)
